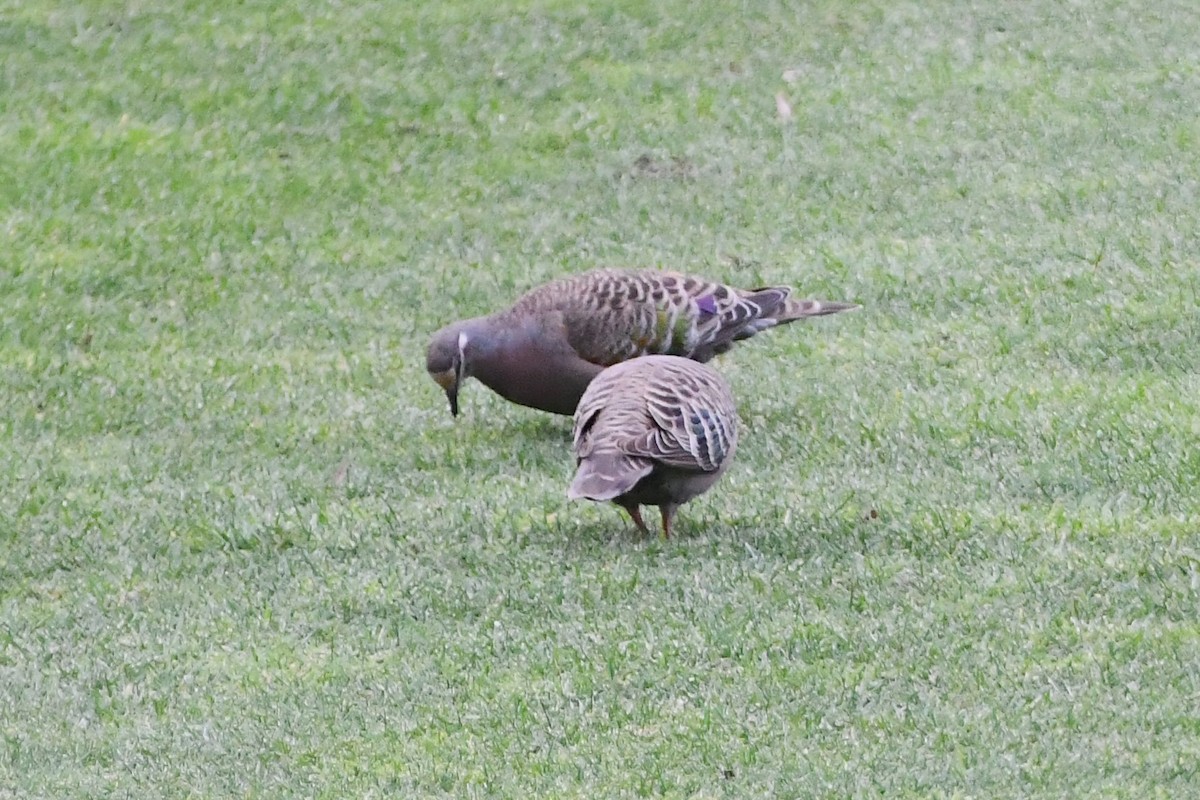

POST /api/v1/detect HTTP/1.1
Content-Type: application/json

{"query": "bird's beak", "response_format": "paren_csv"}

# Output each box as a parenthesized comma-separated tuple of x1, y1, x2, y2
(431, 370, 460, 418)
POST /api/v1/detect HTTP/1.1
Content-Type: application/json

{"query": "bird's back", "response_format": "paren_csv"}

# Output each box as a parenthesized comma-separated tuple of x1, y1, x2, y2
(572, 355, 739, 473)
(511, 268, 806, 367)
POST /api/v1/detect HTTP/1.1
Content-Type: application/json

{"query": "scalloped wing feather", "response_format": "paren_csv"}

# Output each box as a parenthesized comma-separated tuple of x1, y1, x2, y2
(509, 268, 855, 367)
(615, 360, 738, 472)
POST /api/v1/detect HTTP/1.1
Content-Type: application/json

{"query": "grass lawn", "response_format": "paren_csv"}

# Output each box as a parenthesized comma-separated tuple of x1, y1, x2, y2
(3, 0, 1200, 795)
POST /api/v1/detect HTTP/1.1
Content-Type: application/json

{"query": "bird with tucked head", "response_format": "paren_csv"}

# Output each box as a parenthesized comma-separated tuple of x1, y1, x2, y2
(567, 355, 740, 538)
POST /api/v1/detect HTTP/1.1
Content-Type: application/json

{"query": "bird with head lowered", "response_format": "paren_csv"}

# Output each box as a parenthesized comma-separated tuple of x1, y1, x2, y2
(566, 355, 740, 539)
(426, 267, 856, 417)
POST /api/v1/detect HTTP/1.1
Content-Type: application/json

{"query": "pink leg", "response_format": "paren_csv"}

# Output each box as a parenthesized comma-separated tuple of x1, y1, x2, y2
(618, 503, 650, 535)
(659, 504, 678, 539)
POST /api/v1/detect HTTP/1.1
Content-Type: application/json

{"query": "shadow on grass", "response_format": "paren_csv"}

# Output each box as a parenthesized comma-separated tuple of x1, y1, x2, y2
(550, 506, 876, 558)
(551, 514, 652, 546)
(503, 415, 573, 443)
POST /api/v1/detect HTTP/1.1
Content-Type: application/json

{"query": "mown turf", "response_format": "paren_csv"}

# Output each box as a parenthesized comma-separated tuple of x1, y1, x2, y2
(2, 0, 1199, 796)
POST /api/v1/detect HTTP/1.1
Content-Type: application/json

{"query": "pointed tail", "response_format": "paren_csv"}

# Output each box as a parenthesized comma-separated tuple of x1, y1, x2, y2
(774, 297, 860, 323)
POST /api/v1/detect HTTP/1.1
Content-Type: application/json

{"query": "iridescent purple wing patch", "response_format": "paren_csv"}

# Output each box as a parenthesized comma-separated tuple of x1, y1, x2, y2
(696, 294, 717, 315)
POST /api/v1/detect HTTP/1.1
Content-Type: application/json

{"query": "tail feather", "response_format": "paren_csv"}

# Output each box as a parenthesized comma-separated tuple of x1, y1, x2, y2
(567, 453, 653, 501)
(725, 297, 858, 344)
(774, 297, 860, 323)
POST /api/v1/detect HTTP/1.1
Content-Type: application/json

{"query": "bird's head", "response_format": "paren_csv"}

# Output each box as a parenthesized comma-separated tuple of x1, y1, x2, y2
(426, 322, 473, 417)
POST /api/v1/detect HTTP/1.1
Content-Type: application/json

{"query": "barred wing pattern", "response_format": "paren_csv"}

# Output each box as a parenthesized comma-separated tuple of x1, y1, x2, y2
(510, 268, 836, 367)
(624, 364, 737, 471)
(572, 356, 738, 474)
